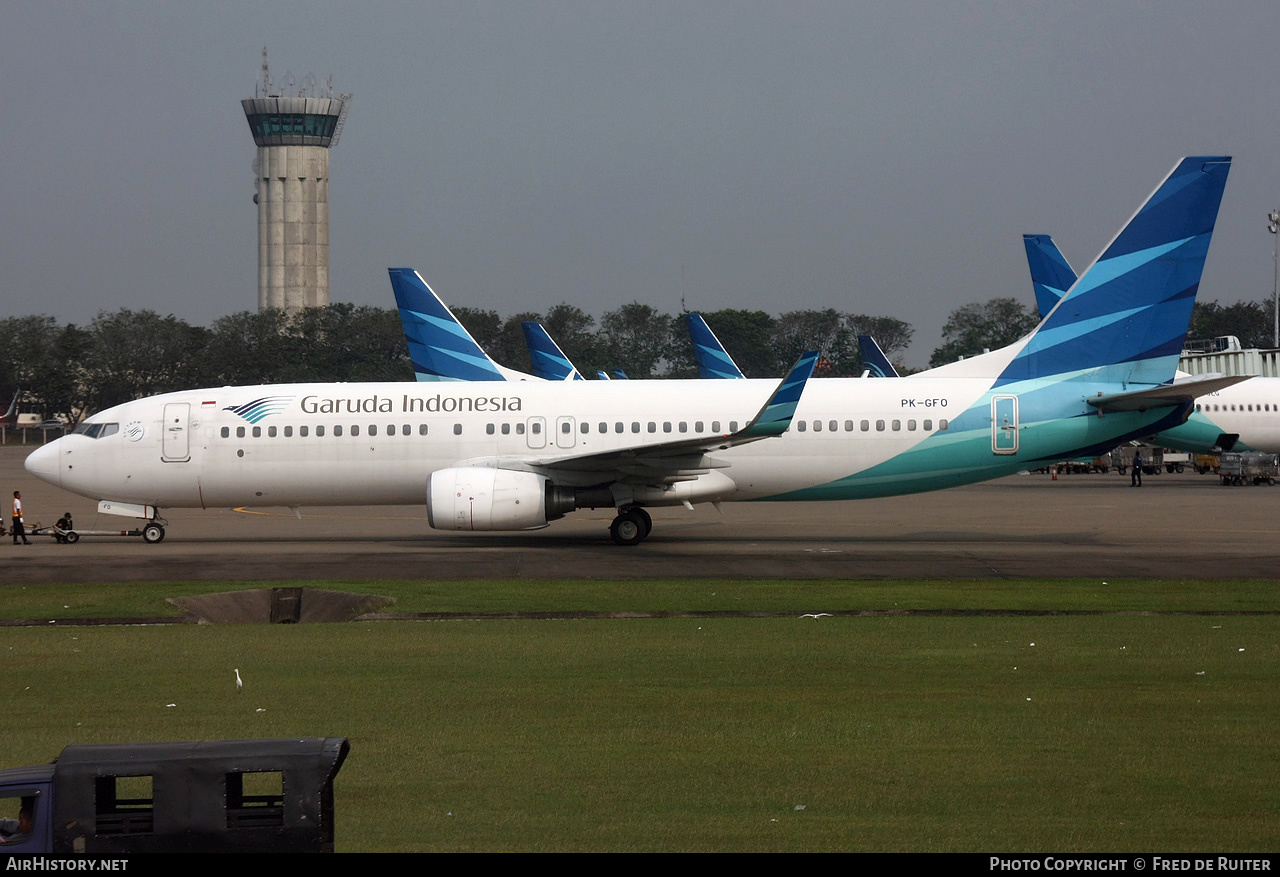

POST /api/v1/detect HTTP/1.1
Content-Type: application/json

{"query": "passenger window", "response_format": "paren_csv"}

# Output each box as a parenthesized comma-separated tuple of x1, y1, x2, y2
(876, 420, 885, 431)
(939, 419, 949, 431)
(580, 422, 589, 433)
(730, 421, 738, 432)
(924, 419, 932, 431)
(516, 423, 525, 435)
(284, 426, 293, 437)
(696, 421, 704, 432)
(486, 424, 495, 435)
(615, 422, 624, 433)
(387, 424, 395, 435)
(632, 422, 640, 433)
(316, 426, 325, 437)
(221, 427, 230, 438)
(647, 422, 656, 433)
(531, 422, 541, 435)
(454, 424, 462, 435)
(226, 771, 284, 830)
(237, 427, 246, 438)
(403, 425, 411, 436)
(813, 420, 822, 432)
(712, 421, 721, 433)
(351, 425, 360, 437)
(420, 424, 429, 435)
(679, 422, 687, 433)
(300, 426, 309, 437)
(251, 426, 261, 438)
(892, 420, 901, 431)
(501, 423, 511, 435)
(844, 420, 854, 431)
(334, 426, 343, 437)
(797, 421, 807, 432)
(561, 422, 571, 434)
(598, 422, 607, 433)
(663, 422, 672, 433)
(0, 794, 35, 846)
(370, 425, 378, 436)
(95, 775, 154, 836)
(907, 420, 916, 431)
(830, 421, 838, 432)
(268, 426, 277, 437)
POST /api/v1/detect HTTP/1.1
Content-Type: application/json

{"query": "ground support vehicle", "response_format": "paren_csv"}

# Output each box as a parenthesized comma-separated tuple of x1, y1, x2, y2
(0, 738, 349, 853)
(1218, 453, 1279, 486)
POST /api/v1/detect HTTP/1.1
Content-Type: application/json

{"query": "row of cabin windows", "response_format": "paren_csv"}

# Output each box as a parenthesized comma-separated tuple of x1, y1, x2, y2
(796, 418, 948, 433)
(222, 423, 431, 439)
(221, 418, 949, 440)
(1196, 403, 1278, 413)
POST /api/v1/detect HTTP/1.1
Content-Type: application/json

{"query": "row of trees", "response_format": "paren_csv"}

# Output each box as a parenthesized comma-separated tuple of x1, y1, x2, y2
(5, 293, 1271, 422)
(0, 303, 912, 422)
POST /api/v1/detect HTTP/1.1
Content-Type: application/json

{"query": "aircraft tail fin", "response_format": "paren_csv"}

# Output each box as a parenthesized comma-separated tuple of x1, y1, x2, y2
(388, 268, 508, 382)
(1022, 234, 1079, 318)
(857, 335, 900, 378)
(997, 156, 1231, 388)
(684, 313, 746, 379)
(521, 322, 584, 381)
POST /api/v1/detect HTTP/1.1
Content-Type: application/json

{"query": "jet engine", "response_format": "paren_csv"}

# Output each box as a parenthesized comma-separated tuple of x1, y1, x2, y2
(426, 466, 575, 531)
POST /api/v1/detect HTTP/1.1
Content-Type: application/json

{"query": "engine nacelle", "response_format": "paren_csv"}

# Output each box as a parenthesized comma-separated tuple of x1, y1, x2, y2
(426, 466, 573, 531)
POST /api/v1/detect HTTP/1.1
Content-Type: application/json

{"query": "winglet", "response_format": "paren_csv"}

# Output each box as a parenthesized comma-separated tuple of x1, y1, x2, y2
(388, 268, 507, 382)
(685, 313, 746, 379)
(857, 335, 900, 378)
(739, 351, 819, 438)
(1022, 234, 1078, 318)
(521, 321, 584, 381)
(596, 370, 612, 381)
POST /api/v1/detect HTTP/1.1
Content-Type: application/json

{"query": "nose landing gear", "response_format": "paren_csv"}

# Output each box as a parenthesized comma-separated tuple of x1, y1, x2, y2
(609, 506, 652, 546)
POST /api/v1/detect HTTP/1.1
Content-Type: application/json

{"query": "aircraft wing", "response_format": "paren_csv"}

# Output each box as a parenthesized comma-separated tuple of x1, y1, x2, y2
(518, 351, 818, 483)
(1087, 373, 1251, 413)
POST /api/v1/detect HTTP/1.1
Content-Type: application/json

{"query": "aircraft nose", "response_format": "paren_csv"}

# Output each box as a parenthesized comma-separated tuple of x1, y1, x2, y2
(25, 441, 61, 488)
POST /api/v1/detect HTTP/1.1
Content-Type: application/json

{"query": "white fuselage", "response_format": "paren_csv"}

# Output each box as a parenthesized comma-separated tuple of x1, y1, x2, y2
(30, 375, 1022, 511)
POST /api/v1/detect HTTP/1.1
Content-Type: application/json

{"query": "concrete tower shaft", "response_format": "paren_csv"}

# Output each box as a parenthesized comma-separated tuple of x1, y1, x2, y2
(242, 95, 348, 312)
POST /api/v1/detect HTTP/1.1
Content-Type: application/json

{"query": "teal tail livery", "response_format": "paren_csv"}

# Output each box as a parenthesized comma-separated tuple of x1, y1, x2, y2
(388, 268, 536, 382)
(1023, 222, 1274, 454)
(25, 157, 1240, 545)
(685, 314, 747, 379)
(1022, 234, 1078, 318)
(858, 335, 900, 378)
(521, 321, 585, 381)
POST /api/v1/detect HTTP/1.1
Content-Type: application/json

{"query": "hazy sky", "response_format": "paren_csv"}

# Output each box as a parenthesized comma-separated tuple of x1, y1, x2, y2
(2, 1, 1278, 366)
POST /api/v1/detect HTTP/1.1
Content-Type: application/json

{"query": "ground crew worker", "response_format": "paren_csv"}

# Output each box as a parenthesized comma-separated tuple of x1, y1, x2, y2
(12, 490, 30, 544)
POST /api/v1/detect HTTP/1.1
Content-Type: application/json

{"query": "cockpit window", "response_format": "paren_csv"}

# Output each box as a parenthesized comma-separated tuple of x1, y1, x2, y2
(71, 422, 119, 439)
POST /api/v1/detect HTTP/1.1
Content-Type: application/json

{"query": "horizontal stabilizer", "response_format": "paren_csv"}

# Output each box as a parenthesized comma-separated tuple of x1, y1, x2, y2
(1087, 374, 1250, 413)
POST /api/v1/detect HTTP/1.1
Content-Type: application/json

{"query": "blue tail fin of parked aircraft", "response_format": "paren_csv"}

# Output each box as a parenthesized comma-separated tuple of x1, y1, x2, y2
(857, 335, 900, 378)
(614, 370, 629, 380)
(684, 314, 746, 379)
(1023, 234, 1079, 318)
(995, 156, 1231, 388)
(388, 268, 510, 382)
(521, 322, 584, 381)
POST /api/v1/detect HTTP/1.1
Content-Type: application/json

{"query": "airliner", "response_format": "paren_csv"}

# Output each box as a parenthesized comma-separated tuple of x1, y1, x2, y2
(1023, 234, 1280, 453)
(25, 157, 1241, 545)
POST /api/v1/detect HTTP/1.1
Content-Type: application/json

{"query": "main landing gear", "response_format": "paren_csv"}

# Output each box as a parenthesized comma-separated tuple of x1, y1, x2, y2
(609, 506, 652, 546)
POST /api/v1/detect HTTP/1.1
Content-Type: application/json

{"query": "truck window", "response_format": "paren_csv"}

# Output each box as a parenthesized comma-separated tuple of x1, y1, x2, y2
(226, 771, 284, 829)
(94, 775, 154, 836)
(0, 794, 35, 846)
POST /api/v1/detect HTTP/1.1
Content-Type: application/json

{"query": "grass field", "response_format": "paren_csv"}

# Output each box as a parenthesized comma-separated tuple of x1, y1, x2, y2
(2, 579, 1278, 852)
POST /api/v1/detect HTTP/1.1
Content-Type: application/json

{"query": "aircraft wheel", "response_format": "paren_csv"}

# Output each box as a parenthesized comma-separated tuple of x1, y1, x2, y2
(634, 507, 652, 538)
(610, 510, 648, 546)
(64, 531, 79, 544)
(143, 523, 165, 544)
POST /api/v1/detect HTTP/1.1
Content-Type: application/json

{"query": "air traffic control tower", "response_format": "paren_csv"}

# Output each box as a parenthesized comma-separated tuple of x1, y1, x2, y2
(241, 50, 351, 312)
